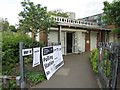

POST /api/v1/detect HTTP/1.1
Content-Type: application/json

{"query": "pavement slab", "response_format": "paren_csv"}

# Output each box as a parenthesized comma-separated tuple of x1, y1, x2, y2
(31, 52, 99, 88)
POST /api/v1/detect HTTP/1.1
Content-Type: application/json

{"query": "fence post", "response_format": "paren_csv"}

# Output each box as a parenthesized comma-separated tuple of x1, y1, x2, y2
(19, 42, 25, 89)
(3, 75, 9, 88)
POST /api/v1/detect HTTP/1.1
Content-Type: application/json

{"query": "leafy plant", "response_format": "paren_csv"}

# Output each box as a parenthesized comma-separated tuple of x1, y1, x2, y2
(18, 0, 55, 40)
(90, 48, 111, 77)
(26, 71, 45, 85)
(2, 31, 40, 75)
(2, 80, 16, 90)
(90, 49, 98, 73)
(103, 0, 120, 39)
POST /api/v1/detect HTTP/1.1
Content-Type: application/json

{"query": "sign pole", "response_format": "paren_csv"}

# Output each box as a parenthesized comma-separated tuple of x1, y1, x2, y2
(19, 42, 25, 89)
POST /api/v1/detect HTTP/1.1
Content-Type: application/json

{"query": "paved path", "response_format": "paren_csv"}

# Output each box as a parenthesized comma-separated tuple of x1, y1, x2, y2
(32, 52, 99, 88)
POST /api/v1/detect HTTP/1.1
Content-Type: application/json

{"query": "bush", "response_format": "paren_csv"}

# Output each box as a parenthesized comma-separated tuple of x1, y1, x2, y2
(90, 48, 111, 77)
(26, 71, 45, 86)
(89, 49, 98, 74)
(2, 31, 41, 75)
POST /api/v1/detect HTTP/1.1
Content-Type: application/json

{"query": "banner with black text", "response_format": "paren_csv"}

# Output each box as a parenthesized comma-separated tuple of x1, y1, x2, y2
(42, 45, 64, 80)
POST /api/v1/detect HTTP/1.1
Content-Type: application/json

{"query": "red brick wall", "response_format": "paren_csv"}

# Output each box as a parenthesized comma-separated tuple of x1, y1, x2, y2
(40, 31, 48, 44)
(107, 25, 115, 29)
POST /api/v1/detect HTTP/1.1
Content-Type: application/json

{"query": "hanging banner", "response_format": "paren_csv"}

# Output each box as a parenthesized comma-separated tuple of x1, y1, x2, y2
(33, 47, 40, 67)
(42, 45, 64, 80)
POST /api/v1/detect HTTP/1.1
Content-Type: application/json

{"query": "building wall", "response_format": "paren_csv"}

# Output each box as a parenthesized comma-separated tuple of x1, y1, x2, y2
(90, 31, 97, 51)
(47, 26, 112, 55)
(36, 32, 40, 42)
(61, 31, 66, 55)
(48, 31, 58, 43)
(109, 32, 114, 42)
(48, 28, 86, 55)
(75, 31, 85, 53)
(82, 32, 86, 52)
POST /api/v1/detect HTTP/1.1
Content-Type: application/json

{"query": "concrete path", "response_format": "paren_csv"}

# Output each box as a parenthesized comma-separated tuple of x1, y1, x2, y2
(32, 52, 99, 88)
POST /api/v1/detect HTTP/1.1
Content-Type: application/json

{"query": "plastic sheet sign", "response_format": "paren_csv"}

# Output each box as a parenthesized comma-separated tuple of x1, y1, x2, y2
(33, 47, 40, 67)
(42, 45, 64, 80)
(22, 48, 32, 56)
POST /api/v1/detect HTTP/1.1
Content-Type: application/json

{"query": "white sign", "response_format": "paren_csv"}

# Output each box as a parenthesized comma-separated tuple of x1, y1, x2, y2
(22, 48, 32, 56)
(53, 45, 64, 71)
(33, 47, 40, 67)
(42, 45, 64, 80)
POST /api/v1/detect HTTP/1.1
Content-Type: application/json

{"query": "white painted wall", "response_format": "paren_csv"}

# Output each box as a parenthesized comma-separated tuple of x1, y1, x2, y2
(36, 32, 39, 42)
(90, 32, 97, 51)
(61, 32, 66, 55)
(82, 32, 85, 52)
(48, 31, 58, 43)
(76, 31, 85, 53)
(27, 32, 32, 38)
(49, 28, 86, 55)
(109, 32, 114, 42)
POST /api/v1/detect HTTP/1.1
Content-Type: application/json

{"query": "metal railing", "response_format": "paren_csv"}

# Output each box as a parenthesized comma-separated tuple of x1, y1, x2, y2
(52, 16, 98, 27)
(97, 42, 120, 89)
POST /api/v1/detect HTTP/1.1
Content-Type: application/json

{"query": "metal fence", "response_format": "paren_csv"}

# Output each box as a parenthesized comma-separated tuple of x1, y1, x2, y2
(1, 41, 61, 89)
(97, 42, 120, 89)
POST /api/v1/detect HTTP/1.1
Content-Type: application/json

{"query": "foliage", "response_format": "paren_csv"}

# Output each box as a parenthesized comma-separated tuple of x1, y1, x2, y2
(9, 25, 17, 32)
(18, 0, 55, 39)
(8, 80, 16, 90)
(26, 71, 45, 85)
(2, 80, 16, 90)
(90, 49, 111, 77)
(48, 9, 69, 17)
(102, 50, 111, 77)
(2, 31, 40, 75)
(2, 19, 9, 31)
(90, 49, 98, 73)
(103, 0, 120, 35)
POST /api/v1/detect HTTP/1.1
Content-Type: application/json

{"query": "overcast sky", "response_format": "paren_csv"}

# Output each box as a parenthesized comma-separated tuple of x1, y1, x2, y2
(0, 0, 113, 25)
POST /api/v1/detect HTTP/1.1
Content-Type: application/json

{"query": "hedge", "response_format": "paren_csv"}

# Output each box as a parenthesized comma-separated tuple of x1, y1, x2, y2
(2, 31, 41, 75)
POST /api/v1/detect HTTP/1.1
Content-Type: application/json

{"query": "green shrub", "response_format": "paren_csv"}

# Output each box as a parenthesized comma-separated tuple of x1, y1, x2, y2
(26, 71, 45, 85)
(2, 31, 41, 75)
(90, 49, 98, 73)
(90, 48, 111, 77)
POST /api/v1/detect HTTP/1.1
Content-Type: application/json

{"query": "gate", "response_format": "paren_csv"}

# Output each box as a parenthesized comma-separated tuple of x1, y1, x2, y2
(97, 42, 120, 89)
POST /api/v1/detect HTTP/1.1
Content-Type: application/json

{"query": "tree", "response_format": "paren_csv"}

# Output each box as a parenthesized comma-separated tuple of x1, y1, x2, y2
(48, 9, 69, 17)
(18, 0, 54, 40)
(9, 25, 17, 32)
(103, 0, 120, 37)
(2, 18, 9, 31)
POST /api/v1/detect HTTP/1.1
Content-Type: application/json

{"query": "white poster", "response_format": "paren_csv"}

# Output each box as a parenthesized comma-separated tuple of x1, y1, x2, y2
(22, 48, 32, 56)
(53, 45, 64, 71)
(42, 45, 64, 80)
(33, 47, 40, 67)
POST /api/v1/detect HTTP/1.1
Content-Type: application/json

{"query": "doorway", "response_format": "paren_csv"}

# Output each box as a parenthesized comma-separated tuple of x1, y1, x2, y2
(67, 32, 73, 53)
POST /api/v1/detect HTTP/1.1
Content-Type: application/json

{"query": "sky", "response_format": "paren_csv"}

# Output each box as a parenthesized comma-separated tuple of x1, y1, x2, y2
(0, 0, 113, 25)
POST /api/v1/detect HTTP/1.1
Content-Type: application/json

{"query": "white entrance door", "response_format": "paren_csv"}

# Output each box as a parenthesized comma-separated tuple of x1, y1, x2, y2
(61, 32, 66, 55)
(72, 32, 78, 53)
